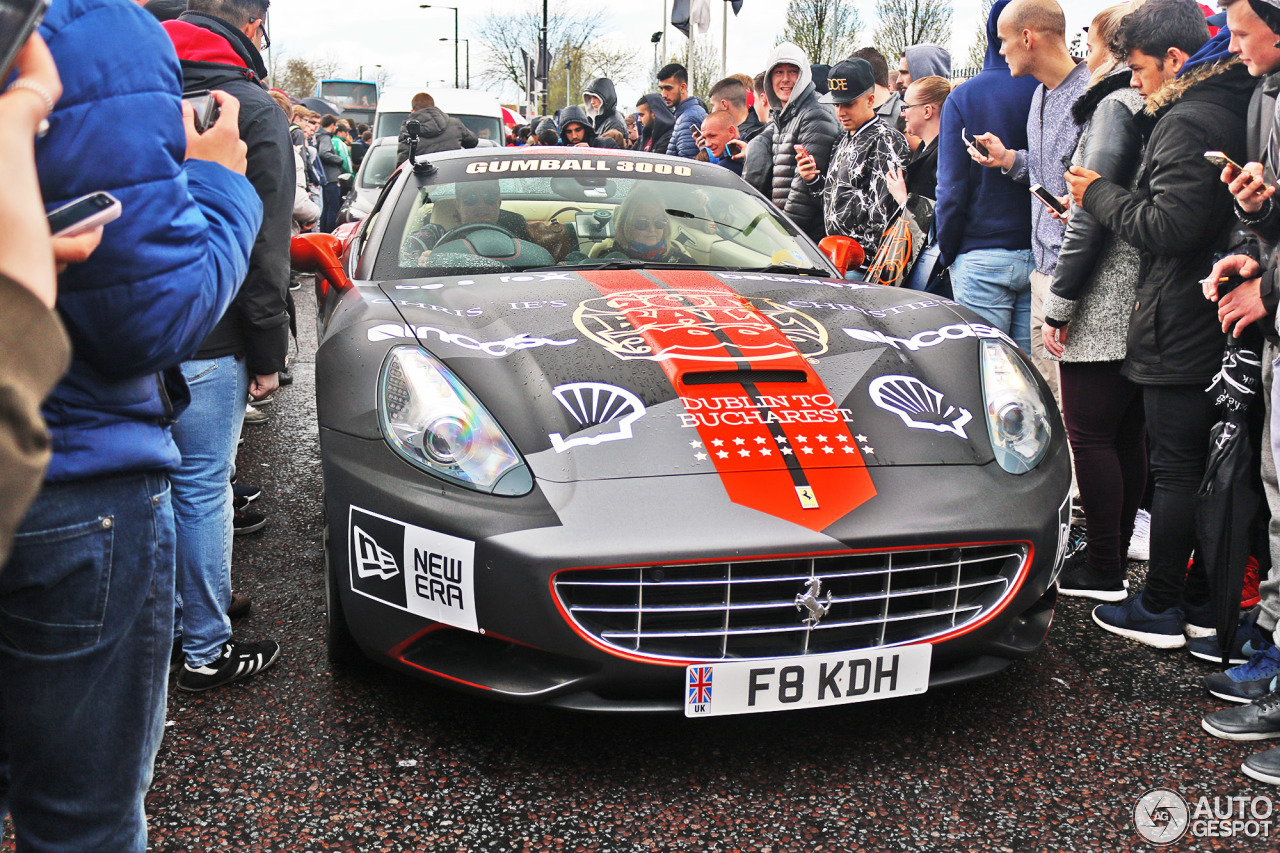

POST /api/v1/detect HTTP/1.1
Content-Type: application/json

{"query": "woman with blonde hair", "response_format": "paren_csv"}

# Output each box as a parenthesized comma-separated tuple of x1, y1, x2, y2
(598, 186, 694, 264)
(1044, 1, 1153, 602)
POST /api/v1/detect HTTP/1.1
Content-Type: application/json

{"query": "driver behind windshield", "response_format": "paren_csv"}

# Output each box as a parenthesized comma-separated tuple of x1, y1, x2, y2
(596, 187, 694, 264)
(410, 180, 531, 256)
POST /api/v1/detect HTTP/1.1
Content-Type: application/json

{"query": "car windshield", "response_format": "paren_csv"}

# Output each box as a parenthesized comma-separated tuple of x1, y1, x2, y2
(373, 154, 831, 279)
(359, 142, 398, 189)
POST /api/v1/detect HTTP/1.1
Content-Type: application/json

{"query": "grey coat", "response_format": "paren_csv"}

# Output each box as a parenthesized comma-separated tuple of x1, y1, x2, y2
(1044, 71, 1148, 363)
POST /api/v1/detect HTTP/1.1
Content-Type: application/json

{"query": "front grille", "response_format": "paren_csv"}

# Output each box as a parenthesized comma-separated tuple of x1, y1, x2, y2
(554, 544, 1029, 661)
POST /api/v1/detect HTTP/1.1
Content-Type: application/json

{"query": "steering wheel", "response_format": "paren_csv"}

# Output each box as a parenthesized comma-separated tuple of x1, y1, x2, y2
(402, 234, 430, 256)
(436, 222, 517, 245)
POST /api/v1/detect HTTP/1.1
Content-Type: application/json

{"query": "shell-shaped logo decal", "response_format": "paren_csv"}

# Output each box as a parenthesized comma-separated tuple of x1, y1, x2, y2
(868, 375, 972, 439)
(549, 382, 647, 453)
(573, 290, 828, 363)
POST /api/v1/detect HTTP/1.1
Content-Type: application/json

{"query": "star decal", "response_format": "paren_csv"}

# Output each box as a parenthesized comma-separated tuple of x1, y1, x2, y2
(781, 446, 794, 455)
(754, 436, 767, 445)
(802, 446, 814, 455)
(816, 434, 828, 443)
(796, 435, 808, 443)
(855, 435, 868, 443)
(712, 439, 725, 447)
(738, 449, 751, 458)
(760, 448, 773, 456)
(690, 441, 703, 449)
(822, 446, 835, 454)
(717, 451, 730, 459)
(776, 435, 789, 444)
(733, 437, 746, 446)
(837, 435, 849, 443)
(695, 452, 708, 461)
(842, 446, 857, 454)
(864, 446, 874, 454)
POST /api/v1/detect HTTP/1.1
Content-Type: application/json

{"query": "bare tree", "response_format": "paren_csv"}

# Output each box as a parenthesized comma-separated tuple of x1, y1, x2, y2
(276, 57, 321, 99)
(873, 0, 954, 63)
(667, 38, 721, 101)
(966, 0, 995, 71)
(475, 0, 637, 100)
(550, 38, 639, 111)
(781, 0, 862, 66)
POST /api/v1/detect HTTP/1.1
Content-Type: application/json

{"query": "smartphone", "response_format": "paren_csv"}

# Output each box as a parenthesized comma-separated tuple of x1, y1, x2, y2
(0, 0, 50, 84)
(1204, 150, 1243, 174)
(183, 90, 221, 134)
(1030, 183, 1067, 216)
(795, 143, 811, 160)
(962, 127, 989, 158)
(47, 192, 121, 238)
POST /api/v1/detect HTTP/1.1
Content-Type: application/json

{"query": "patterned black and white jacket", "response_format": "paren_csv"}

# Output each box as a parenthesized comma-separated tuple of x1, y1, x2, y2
(804, 117, 910, 257)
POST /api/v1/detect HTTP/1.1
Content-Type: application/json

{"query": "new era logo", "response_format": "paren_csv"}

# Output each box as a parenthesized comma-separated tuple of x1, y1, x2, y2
(353, 525, 400, 580)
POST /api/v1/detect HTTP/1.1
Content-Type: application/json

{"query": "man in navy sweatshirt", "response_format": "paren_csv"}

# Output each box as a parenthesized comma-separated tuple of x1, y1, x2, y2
(934, 0, 1039, 348)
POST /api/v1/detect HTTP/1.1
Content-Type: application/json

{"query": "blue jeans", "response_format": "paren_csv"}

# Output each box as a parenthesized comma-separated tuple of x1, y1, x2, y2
(171, 355, 247, 667)
(950, 248, 1035, 352)
(0, 472, 174, 852)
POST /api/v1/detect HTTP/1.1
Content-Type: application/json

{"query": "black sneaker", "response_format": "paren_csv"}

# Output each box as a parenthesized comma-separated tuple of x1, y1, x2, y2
(1057, 555, 1128, 602)
(232, 482, 261, 503)
(233, 507, 267, 536)
(1202, 688, 1280, 741)
(278, 368, 294, 387)
(175, 639, 281, 692)
(1244, 745, 1280, 785)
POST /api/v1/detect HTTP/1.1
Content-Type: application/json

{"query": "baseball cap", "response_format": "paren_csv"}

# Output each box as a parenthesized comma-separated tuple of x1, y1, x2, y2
(824, 58, 875, 104)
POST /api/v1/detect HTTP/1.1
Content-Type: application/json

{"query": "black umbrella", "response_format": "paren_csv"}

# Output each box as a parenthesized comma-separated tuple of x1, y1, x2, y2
(299, 96, 343, 116)
(1197, 335, 1263, 666)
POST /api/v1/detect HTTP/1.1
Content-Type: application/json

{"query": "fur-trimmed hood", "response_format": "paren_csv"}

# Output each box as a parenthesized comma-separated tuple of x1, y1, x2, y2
(1144, 55, 1248, 115)
(1072, 66, 1134, 126)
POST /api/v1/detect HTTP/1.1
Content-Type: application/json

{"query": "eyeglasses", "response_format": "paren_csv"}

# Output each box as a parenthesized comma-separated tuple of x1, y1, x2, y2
(900, 102, 931, 112)
(252, 17, 270, 49)
(631, 216, 668, 232)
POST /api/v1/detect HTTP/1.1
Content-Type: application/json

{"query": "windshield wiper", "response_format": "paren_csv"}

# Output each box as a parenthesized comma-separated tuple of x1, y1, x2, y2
(728, 263, 835, 277)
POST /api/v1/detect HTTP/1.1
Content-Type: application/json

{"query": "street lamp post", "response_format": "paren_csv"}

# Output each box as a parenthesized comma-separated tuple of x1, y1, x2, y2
(438, 38, 470, 88)
(420, 4, 459, 89)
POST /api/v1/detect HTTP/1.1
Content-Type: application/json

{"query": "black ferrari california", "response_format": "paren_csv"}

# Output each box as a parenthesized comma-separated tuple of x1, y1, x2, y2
(291, 143, 1072, 715)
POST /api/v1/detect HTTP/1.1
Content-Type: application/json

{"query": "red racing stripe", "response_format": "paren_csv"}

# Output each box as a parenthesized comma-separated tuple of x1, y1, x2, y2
(577, 270, 876, 532)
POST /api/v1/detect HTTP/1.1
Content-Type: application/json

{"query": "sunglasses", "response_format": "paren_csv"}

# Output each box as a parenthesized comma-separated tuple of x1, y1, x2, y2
(631, 216, 668, 232)
(252, 17, 270, 49)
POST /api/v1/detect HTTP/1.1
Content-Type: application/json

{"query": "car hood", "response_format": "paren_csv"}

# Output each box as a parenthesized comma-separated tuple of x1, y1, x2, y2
(358, 269, 1029, 505)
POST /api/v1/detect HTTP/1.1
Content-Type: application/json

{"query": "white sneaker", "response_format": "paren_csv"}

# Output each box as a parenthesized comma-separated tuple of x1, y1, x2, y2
(1127, 509, 1151, 561)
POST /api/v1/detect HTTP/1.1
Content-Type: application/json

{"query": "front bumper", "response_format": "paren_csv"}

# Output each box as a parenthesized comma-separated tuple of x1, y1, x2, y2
(323, 427, 1070, 712)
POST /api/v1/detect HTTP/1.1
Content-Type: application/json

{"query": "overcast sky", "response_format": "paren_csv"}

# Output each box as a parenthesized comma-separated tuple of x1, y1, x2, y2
(265, 0, 1117, 106)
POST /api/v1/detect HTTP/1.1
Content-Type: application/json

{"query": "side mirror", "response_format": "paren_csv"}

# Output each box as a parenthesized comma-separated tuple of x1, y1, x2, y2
(290, 232, 352, 294)
(818, 235, 865, 278)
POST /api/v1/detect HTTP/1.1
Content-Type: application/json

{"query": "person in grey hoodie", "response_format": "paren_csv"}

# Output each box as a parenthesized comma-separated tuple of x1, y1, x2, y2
(897, 44, 952, 93)
(743, 41, 842, 243)
(583, 77, 627, 139)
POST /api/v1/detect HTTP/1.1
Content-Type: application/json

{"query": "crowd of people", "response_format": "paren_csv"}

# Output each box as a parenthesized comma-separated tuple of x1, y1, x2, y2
(10, 0, 1280, 848)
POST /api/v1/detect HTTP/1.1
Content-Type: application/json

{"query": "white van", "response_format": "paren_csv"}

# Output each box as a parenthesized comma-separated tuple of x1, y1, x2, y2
(373, 87, 504, 146)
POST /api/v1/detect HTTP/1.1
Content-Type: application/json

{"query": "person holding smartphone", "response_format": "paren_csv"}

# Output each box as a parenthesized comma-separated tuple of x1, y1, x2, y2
(1040, 4, 1151, 607)
(2, 0, 261, 849)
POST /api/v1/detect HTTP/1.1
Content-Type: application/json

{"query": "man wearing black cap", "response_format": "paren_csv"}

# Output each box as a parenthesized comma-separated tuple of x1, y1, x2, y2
(797, 57, 910, 259)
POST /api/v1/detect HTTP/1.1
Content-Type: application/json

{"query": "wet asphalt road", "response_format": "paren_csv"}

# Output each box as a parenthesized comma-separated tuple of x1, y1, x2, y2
(4, 282, 1274, 852)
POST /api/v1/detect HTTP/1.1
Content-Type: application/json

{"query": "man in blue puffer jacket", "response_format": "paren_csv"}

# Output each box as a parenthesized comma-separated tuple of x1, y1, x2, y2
(659, 62, 707, 159)
(0, 0, 261, 849)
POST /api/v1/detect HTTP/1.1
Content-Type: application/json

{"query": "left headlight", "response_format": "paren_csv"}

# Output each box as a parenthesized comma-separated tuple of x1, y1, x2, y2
(980, 340, 1052, 474)
(379, 346, 533, 495)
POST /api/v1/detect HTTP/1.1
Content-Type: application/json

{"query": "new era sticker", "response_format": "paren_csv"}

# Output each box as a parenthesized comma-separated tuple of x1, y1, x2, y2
(347, 506, 478, 633)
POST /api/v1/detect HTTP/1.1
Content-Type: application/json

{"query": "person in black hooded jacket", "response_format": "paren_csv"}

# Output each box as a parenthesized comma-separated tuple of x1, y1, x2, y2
(1067, 0, 1255, 646)
(395, 91, 478, 166)
(637, 93, 674, 154)
(559, 105, 619, 148)
(162, 0, 288, 691)
(583, 76, 627, 138)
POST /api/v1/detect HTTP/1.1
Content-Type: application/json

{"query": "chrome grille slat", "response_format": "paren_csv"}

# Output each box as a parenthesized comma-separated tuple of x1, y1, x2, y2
(569, 577, 1008, 616)
(554, 544, 1029, 661)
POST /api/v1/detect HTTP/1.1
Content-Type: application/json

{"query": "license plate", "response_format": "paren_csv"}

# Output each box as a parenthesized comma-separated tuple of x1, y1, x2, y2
(683, 645, 932, 717)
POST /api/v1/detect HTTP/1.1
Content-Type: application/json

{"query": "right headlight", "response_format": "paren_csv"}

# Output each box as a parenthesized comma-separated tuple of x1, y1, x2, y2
(980, 340, 1052, 474)
(378, 346, 533, 496)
